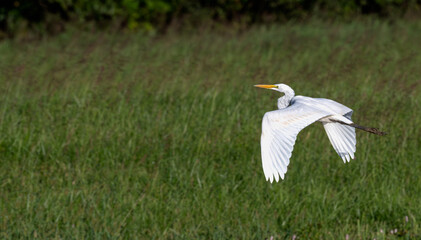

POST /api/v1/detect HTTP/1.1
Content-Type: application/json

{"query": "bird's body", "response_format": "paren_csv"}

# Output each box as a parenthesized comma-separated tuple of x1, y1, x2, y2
(255, 83, 386, 182)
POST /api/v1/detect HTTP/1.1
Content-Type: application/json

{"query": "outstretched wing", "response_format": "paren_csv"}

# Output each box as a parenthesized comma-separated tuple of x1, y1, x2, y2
(261, 101, 331, 183)
(311, 97, 356, 162)
(323, 120, 356, 163)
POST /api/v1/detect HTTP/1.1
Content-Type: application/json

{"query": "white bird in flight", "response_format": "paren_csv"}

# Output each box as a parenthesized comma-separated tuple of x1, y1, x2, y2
(255, 83, 386, 183)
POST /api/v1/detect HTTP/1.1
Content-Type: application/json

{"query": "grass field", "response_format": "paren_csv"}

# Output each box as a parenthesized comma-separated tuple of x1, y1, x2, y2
(0, 20, 420, 239)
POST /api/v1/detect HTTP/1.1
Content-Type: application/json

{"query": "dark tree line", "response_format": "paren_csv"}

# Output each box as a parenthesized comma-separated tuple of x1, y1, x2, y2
(0, 0, 420, 37)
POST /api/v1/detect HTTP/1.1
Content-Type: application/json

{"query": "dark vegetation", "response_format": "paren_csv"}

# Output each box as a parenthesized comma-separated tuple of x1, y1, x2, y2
(1, 0, 421, 38)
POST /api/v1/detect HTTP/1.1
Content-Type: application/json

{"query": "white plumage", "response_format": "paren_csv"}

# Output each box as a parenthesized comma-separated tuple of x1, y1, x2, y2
(256, 83, 357, 182)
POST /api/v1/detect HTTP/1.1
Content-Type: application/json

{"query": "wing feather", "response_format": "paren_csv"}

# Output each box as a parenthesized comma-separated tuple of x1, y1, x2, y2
(323, 122, 356, 162)
(260, 101, 331, 182)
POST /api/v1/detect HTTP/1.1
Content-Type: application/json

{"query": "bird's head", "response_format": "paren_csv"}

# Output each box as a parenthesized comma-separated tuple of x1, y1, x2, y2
(254, 83, 294, 95)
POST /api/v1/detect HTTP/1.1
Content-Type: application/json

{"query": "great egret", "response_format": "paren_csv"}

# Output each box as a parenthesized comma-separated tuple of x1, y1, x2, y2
(255, 83, 386, 182)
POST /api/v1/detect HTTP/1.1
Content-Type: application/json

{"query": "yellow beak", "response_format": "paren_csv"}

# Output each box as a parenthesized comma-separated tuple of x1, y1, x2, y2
(254, 84, 277, 89)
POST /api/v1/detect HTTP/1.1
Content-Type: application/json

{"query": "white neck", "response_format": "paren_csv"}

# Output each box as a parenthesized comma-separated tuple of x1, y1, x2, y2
(277, 85, 295, 109)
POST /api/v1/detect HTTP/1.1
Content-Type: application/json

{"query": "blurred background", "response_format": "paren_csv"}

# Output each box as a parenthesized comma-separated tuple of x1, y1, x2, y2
(1, 0, 421, 38)
(0, 0, 421, 239)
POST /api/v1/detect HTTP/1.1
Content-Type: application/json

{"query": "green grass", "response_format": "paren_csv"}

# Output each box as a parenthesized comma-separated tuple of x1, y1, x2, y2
(0, 20, 421, 239)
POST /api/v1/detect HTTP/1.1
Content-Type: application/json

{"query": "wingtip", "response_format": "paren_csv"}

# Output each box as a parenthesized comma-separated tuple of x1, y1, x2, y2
(273, 172, 285, 182)
(345, 154, 350, 162)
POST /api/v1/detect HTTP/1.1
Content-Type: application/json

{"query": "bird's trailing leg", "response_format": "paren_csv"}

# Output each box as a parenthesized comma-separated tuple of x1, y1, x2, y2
(330, 119, 387, 136)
